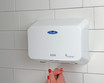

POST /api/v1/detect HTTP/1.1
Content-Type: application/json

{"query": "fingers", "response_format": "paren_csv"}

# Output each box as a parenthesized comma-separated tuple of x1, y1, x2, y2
(48, 69, 56, 83)
(46, 76, 50, 83)
(48, 68, 63, 79)
(47, 68, 65, 83)
(53, 68, 63, 75)
(58, 73, 64, 80)
(54, 68, 60, 79)
(56, 68, 65, 83)
(57, 73, 65, 83)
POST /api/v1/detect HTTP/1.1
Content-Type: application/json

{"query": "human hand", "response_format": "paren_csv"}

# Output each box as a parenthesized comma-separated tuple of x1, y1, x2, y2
(46, 68, 65, 83)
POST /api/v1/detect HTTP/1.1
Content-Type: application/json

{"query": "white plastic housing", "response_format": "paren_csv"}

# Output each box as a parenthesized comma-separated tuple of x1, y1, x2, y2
(28, 19, 89, 64)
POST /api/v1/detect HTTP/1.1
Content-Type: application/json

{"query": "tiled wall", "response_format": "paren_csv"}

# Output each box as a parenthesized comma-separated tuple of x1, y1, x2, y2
(0, 0, 104, 83)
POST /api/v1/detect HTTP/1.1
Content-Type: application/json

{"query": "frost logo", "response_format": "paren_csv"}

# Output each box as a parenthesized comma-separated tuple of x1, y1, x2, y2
(65, 54, 74, 58)
(50, 54, 56, 56)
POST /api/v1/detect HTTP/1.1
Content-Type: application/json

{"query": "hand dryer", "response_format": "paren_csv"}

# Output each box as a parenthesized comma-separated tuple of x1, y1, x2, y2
(27, 19, 90, 64)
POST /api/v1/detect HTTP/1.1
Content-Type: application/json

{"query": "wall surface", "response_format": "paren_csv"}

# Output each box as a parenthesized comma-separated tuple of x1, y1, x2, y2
(0, 0, 104, 83)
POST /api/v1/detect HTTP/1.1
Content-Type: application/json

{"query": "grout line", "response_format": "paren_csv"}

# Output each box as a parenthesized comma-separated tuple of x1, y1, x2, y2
(12, 68, 47, 71)
(0, 67, 47, 71)
(18, 12, 21, 30)
(64, 71, 104, 75)
(93, 7, 96, 29)
(63, 71, 87, 74)
(63, 71, 104, 75)
(12, 6, 104, 11)
(82, 73, 104, 75)
(14, 31, 15, 49)
(0, 49, 28, 51)
(83, 74, 84, 83)
(0, 6, 104, 12)
(0, 67, 91, 74)
(14, 0, 16, 11)
(15, 7, 83, 11)
(82, 0, 84, 8)
(49, 0, 51, 9)
(0, 67, 104, 75)
(0, 30, 27, 31)
(88, 51, 104, 52)
(0, 29, 104, 31)
(0, 67, 13, 69)
(12, 68, 14, 83)
(1, 49, 104, 52)
(88, 29, 104, 30)
(54, 10, 56, 19)
(1, 67, 104, 75)
(1, 29, 104, 31)
(0, 11, 15, 12)
(1, 5, 104, 13)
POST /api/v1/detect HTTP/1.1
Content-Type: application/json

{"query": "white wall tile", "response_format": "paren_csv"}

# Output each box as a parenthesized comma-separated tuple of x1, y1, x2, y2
(50, 0, 82, 9)
(55, 8, 94, 29)
(89, 30, 104, 51)
(88, 52, 104, 74)
(0, 0, 15, 11)
(84, 74, 104, 83)
(0, 12, 19, 30)
(0, 50, 48, 70)
(16, 0, 49, 10)
(15, 31, 27, 49)
(0, 0, 104, 82)
(0, 31, 14, 49)
(95, 7, 104, 29)
(0, 68, 13, 83)
(89, 30, 94, 51)
(14, 50, 48, 70)
(0, 50, 15, 68)
(83, 0, 104, 7)
(19, 10, 54, 30)
(14, 69, 46, 83)
(64, 72, 83, 83)
(49, 63, 87, 73)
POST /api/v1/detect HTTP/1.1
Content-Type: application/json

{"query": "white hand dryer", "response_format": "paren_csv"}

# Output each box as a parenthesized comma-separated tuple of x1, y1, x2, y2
(28, 19, 89, 64)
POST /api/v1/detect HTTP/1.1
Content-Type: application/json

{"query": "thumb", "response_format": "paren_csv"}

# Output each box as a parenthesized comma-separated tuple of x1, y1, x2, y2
(48, 69, 56, 83)
(57, 73, 65, 83)
(46, 76, 50, 83)
(54, 68, 62, 76)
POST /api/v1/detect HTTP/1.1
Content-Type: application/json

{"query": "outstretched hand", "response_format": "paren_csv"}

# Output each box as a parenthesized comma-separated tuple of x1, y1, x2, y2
(46, 68, 65, 83)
